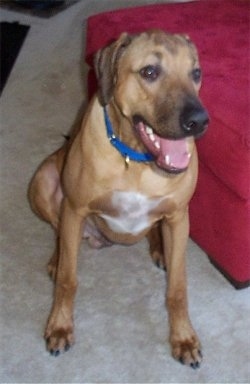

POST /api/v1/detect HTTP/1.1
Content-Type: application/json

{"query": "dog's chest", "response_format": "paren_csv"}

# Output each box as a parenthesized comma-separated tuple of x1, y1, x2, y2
(100, 191, 164, 235)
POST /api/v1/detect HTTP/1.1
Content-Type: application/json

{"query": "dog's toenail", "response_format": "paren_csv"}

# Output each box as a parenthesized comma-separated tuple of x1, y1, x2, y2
(179, 357, 184, 365)
(64, 343, 70, 352)
(191, 361, 200, 369)
(50, 349, 60, 357)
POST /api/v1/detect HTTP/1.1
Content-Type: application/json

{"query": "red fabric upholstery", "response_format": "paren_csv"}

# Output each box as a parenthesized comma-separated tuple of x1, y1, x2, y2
(86, 0, 250, 287)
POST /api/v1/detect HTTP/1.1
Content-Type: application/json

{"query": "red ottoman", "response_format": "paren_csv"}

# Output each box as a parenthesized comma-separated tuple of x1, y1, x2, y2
(85, 0, 250, 288)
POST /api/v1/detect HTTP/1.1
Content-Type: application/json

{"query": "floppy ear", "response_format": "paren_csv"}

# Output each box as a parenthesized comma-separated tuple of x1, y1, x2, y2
(94, 33, 132, 106)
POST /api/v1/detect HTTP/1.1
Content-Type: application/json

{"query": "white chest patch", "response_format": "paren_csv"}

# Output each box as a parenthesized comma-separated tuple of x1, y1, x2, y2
(100, 191, 163, 235)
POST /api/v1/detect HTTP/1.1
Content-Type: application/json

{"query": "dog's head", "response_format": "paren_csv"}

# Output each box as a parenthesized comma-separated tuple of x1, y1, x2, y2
(94, 30, 209, 173)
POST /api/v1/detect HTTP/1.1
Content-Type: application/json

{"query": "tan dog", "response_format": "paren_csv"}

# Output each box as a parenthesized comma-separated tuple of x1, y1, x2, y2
(29, 30, 209, 368)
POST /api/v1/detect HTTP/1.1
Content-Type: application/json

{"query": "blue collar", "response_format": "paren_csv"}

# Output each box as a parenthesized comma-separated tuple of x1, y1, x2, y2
(104, 107, 154, 163)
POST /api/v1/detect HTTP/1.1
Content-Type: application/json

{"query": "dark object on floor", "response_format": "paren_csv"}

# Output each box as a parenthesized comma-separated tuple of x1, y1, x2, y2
(1, 1, 78, 18)
(12, 0, 64, 11)
(0, 21, 30, 94)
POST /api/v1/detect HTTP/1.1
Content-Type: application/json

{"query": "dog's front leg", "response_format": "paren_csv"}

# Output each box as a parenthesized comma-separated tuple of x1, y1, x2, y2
(45, 197, 83, 356)
(162, 210, 202, 368)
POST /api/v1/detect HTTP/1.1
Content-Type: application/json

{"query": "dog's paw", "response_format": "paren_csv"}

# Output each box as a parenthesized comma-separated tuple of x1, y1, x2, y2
(47, 249, 59, 282)
(147, 226, 166, 270)
(45, 327, 74, 356)
(171, 335, 202, 369)
(151, 250, 166, 271)
(47, 261, 57, 282)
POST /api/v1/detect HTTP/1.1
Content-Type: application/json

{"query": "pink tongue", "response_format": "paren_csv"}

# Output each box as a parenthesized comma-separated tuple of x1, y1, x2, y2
(157, 136, 190, 170)
(136, 122, 190, 171)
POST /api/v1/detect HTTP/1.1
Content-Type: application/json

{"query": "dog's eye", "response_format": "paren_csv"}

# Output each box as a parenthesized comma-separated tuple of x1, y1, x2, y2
(192, 68, 202, 83)
(139, 65, 161, 82)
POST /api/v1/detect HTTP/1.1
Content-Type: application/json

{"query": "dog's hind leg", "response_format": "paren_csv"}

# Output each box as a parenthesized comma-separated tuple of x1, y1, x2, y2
(147, 223, 166, 270)
(28, 148, 66, 281)
(47, 237, 60, 282)
(28, 148, 65, 230)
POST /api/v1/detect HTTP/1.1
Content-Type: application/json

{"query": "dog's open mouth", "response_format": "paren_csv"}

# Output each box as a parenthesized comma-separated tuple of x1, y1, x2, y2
(135, 121, 191, 173)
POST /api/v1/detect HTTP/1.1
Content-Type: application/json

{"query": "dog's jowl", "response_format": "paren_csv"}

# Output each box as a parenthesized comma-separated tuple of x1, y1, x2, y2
(29, 30, 209, 368)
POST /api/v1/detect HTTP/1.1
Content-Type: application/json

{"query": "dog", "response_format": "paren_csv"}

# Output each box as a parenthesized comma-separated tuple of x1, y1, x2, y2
(29, 30, 209, 368)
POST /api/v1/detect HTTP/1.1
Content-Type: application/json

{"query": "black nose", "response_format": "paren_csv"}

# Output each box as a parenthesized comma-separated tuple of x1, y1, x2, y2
(180, 99, 209, 137)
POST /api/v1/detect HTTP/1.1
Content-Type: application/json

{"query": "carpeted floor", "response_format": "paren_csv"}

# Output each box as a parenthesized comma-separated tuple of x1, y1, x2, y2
(0, 1, 249, 383)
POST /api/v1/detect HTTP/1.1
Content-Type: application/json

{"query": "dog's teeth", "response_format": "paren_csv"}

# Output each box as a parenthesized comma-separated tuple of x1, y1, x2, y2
(149, 133, 155, 142)
(165, 155, 171, 165)
(154, 141, 160, 149)
(146, 126, 153, 135)
(145, 126, 155, 141)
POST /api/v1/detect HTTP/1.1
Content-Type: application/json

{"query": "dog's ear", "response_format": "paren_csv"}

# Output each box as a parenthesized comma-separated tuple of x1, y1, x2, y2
(182, 34, 191, 42)
(94, 33, 132, 106)
(177, 34, 196, 48)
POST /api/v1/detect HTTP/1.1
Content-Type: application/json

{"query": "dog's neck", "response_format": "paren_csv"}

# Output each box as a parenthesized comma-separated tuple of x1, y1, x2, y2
(103, 106, 154, 164)
(106, 101, 150, 155)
